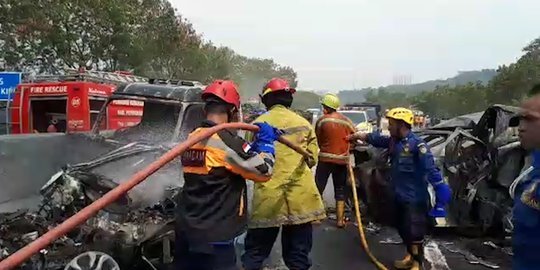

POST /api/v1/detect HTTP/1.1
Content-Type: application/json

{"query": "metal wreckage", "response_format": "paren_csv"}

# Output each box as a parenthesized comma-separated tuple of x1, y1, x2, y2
(0, 79, 208, 269)
(353, 104, 524, 236)
(0, 84, 524, 270)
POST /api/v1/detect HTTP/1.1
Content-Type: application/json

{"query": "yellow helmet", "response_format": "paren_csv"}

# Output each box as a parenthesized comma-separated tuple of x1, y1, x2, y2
(386, 107, 414, 125)
(321, 94, 340, 110)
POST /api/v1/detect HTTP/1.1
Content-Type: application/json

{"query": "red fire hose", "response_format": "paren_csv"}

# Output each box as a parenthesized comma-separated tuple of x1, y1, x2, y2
(0, 122, 311, 270)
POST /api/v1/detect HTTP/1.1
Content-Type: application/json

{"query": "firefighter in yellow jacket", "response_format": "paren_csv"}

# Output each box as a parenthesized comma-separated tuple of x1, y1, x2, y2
(241, 78, 326, 270)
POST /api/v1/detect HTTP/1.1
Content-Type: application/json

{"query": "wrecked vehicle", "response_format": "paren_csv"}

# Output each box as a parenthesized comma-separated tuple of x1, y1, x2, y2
(353, 105, 525, 235)
(0, 79, 208, 269)
(0, 173, 178, 270)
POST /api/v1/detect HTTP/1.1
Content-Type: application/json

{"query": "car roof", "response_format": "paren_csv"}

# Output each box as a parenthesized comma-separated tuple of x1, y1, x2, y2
(112, 82, 205, 103)
(338, 110, 367, 113)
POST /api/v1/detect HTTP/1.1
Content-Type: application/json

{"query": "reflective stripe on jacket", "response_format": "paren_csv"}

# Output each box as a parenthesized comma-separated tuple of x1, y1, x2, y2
(178, 120, 275, 243)
(249, 105, 326, 228)
(367, 131, 442, 203)
(315, 112, 355, 165)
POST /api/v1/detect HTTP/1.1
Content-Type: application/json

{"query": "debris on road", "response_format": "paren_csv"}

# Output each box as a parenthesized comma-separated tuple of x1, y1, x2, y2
(441, 241, 500, 269)
(424, 240, 451, 270)
(353, 104, 522, 237)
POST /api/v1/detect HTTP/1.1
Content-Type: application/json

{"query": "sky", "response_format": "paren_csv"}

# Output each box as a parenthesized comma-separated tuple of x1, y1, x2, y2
(170, 0, 540, 91)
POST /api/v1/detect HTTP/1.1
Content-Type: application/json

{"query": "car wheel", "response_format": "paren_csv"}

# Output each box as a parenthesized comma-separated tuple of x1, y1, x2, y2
(64, 251, 120, 270)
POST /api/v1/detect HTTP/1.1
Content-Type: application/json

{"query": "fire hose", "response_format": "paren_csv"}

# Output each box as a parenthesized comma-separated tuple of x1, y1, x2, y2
(0, 122, 312, 270)
(347, 162, 389, 270)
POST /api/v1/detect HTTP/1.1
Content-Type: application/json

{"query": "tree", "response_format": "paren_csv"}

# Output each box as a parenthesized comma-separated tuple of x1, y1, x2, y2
(0, 0, 298, 91)
(291, 91, 321, 110)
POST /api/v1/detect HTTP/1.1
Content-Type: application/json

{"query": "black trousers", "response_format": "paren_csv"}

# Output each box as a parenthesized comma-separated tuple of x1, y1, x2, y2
(394, 200, 428, 260)
(315, 161, 348, 201)
(241, 223, 313, 270)
(175, 229, 238, 270)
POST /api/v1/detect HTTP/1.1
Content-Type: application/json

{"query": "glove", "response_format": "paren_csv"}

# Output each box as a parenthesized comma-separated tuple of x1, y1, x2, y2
(434, 183, 451, 206)
(429, 207, 447, 218)
(305, 156, 317, 168)
(252, 122, 281, 155)
(429, 183, 451, 218)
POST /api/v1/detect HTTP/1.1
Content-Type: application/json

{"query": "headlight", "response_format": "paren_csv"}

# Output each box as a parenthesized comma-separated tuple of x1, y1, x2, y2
(356, 123, 371, 133)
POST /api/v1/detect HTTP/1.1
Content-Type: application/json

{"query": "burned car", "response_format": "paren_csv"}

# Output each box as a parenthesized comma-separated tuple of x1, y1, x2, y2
(353, 105, 526, 235)
(0, 79, 208, 269)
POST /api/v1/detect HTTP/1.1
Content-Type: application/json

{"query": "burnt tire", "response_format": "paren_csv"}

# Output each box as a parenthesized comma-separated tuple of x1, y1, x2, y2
(64, 251, 120, 270)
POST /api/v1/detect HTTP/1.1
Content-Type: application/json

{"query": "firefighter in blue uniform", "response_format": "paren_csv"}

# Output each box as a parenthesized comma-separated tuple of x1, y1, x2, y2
(348, 107, 451, 270)
(512, 92, 540, 270)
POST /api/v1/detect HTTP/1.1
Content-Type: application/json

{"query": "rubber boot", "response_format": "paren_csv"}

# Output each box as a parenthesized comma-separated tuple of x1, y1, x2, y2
(410, 244, 424, 270)
(336, 200, 346, 228)
(393, 252, 413, 269)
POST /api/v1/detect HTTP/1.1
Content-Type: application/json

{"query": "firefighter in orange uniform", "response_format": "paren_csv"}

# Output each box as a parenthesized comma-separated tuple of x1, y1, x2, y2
(175, 80, 280, 270)
(314, 93, 355, 227)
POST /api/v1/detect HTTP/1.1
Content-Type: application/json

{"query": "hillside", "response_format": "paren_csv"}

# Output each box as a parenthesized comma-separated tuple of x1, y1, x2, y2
(338, 69, 497, 103)
(291, 91, 321, 110)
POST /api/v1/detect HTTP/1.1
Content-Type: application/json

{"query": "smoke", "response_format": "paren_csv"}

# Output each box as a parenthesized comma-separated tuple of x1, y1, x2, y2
(87, 100, 207, 206)
(127, 164, 183, 207)
(92, 152, 183, 207)
(237, 76, 267, 101)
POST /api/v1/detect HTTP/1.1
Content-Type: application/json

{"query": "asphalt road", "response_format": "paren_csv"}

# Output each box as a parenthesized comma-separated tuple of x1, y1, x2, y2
(239, 180, 513, 270)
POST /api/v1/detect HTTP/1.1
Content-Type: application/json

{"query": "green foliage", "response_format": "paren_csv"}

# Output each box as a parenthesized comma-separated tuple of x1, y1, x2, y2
(409, 82, 488, 118)
(338, 70, 497, 104)
(0, 0, 297, 98)
(364, 89, 409, 109)
(291, 91, 321, 110)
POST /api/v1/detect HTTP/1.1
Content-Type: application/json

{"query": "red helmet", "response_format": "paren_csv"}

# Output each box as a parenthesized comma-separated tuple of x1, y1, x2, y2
(261, 78, 296, 97)
(202, 80, 241, 110)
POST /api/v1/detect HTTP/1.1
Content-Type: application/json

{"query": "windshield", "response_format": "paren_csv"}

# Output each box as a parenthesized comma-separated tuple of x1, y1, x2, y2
(340, 111, 367, 125)
(365, 108, 377, 122)
(96, 98, 182, 143)
(89, 149, 182, 207)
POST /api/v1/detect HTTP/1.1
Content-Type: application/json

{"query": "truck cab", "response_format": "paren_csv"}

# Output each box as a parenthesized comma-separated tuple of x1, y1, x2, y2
(338, 110, 373, 133)
(9, 70, 147, 134)
(91, 78, 207, 143)
(341, 103, 382, 132)
(0, 78, 207, 213)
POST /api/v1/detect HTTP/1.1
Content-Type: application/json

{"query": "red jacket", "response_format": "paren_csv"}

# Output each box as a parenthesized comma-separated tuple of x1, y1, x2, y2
(315, 112, 355, 165)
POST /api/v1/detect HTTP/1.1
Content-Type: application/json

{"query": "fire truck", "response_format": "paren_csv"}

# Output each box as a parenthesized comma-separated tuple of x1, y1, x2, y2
(9, 69, 148, 134)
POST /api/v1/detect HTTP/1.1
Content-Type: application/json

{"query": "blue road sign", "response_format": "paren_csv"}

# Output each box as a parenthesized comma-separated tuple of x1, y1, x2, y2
(0, 72, 22, 101)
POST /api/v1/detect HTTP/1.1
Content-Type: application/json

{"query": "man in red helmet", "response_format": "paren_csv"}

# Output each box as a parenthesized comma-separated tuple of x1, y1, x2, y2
(241, 78, 325, 270)
(176, 80, 281, 270)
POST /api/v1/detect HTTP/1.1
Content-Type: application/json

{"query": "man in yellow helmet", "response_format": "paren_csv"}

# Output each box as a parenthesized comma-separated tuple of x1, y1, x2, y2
(347, 107, 451, 270)
(314, 93, 355, 228)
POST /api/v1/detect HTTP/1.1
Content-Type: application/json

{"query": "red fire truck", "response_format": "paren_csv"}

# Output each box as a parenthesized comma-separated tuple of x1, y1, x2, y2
(9, 70, 148, 134)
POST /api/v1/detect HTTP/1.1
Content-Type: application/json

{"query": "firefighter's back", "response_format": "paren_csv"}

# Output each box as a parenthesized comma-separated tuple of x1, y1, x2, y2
(249, 105, 326, 228)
